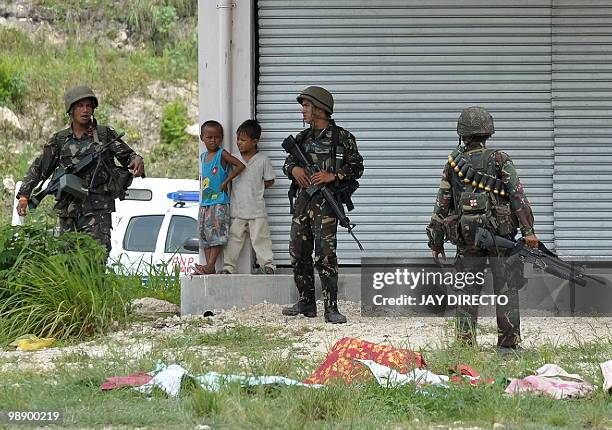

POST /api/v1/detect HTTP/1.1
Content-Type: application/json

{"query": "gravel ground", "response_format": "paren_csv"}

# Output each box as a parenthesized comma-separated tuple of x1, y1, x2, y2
(2, 301, 611, 373)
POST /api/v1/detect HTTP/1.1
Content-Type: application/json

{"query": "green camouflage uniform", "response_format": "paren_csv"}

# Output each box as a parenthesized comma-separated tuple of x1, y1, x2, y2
(427, 144, 535, 347)
(284, 124, 364, 308)
(18, 124, 138, 252)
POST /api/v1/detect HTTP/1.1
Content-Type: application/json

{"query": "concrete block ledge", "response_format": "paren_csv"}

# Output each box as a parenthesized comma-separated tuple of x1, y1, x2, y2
(181, 274, 362, 315)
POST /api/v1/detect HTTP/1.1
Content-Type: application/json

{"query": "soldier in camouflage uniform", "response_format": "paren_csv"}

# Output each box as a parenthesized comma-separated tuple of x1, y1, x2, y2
(16, 85, 145, 254)
(282, 86, 364, 324)
(427, 106, 539, 353)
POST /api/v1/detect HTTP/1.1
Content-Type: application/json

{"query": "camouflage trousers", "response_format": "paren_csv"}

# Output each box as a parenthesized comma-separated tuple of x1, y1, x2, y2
(289, 193, 339, 306)
(454, 247, 521, 347)
(59, 212, 112, 254)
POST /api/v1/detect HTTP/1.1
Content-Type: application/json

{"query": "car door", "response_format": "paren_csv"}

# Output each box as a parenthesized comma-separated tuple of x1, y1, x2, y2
(110, 213, 165, 275)
(162, 213, 198, 275)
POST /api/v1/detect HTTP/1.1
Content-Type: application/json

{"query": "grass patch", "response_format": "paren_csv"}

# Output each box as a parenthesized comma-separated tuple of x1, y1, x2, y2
(0, 27, 196, 110)
(112, 258, 182, 305)
(159, 325, 293, 354)
(0, 218, 134, 344)
(0, 335, 611, 428)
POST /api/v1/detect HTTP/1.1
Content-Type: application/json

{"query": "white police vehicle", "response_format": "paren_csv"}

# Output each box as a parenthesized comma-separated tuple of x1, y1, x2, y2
(13, 178, 200, 276)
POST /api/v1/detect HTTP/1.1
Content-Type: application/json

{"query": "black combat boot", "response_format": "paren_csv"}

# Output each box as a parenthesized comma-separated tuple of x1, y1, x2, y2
(324, 303, 347, 324)
(322, 277, 347, 324)
(282, 298, 317, 317)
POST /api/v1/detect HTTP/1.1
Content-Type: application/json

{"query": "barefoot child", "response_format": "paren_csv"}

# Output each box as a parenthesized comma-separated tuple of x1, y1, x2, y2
(193, 120, 245, 274)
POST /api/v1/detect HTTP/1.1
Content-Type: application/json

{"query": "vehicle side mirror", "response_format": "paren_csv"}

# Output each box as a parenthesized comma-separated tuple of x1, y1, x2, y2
(183, 237, 199, 252)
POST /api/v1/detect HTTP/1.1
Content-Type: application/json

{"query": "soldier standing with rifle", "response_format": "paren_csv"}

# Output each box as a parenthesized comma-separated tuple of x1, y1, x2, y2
(426, 106, 539, 354)
(282, 86, 364, 324)
(16, 85, 145, 254)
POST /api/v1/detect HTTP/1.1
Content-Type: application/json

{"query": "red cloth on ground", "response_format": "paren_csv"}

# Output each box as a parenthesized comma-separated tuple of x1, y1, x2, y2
(100, 372, 153, 391)
(449, 364, 494, 385)
(304, 337, 426, 385)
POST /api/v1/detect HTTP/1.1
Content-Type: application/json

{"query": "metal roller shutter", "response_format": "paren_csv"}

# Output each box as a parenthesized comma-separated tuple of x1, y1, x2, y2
(257, 0, 554, 265)
(552, 0, 612, 258)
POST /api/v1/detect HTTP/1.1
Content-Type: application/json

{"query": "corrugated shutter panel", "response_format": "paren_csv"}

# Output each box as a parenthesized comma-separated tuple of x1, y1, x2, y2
(552, 1, 612, 258)
(257, 0, 554, 265)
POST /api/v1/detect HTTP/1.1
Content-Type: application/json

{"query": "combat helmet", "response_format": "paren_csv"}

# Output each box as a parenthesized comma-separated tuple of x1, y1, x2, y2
(457, 106, 495, 137)
(64, 85, 99, 113)
(297, 86, 334, 115)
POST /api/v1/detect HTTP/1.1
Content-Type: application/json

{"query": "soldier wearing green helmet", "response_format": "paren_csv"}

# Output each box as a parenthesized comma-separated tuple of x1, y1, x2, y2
(16, 85, 145, 255)
(282, 86, 364, 324)
(427, 106, 539, 354)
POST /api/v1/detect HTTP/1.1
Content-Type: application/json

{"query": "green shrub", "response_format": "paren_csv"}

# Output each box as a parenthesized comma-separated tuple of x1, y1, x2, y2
(127, 0, 196, 52)
(152, 5, 178, 50)
(161, 101, 189, 146)
(0, 59, 28, 110)
(151, 100, 190, 162)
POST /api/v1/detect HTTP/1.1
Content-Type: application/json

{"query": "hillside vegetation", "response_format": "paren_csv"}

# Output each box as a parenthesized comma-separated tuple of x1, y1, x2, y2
(0, 0, 199, 222)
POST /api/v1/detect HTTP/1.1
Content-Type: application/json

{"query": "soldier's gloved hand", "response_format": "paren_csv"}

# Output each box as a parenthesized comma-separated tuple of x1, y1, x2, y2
(311, 171, 335, 185)
(128, 155, 145, 177)
(432, 249, 446, 266)
(290, 166, 310, 188)
(16, 196, 28, 216)
(524, 234, 539, 248)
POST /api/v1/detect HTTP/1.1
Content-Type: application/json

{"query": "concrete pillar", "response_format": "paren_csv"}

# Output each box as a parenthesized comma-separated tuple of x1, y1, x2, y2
(198, 0, 255, 273)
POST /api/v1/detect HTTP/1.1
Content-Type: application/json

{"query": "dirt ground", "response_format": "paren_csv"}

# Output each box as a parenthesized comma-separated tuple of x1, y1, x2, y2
(2, 301, 611, 373)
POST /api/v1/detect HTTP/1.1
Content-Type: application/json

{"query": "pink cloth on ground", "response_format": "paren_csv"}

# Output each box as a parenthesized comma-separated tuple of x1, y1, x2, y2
(505, 364, 594, 399)
(101, 372, 153, 391)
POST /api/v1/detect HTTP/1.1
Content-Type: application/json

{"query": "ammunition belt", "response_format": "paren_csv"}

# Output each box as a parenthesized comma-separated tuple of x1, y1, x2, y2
(447, 149, 507, 197)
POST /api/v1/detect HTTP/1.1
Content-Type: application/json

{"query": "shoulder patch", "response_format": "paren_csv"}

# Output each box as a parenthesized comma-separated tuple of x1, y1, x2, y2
(494, 151, 512, 165)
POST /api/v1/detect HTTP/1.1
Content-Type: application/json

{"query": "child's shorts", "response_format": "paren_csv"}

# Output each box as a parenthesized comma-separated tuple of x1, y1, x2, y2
(199, 204, 230, 247)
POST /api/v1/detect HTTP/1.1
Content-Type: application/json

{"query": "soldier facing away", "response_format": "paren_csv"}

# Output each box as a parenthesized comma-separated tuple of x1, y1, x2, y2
(16, 85, 145, 254)
(426, 106, 539, 354)
(282, 86, 364, 324)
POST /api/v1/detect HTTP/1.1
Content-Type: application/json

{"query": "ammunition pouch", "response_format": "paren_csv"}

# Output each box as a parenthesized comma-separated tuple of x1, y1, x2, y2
(107, 165, 133, 200)
(442, 214, 461, 245)
(335, 178, 359, 212)
(426, 221, 445, 251)
(459, 191, 491, 246)
(460, 214, 491, 247)
(460, 191, 489, 214)
(493, 204, 516, 237)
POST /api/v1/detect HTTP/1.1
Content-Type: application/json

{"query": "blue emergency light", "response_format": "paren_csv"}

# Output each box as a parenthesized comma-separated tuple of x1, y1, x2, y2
(167, 191, 199, 202)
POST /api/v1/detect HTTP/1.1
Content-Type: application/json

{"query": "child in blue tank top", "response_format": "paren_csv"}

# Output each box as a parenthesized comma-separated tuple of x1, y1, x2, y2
(193, 120, 245, 275)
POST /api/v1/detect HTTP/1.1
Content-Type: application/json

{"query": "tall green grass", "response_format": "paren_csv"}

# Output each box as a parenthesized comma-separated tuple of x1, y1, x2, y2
(111, 257, 182, 305)
(0, 218, 134, 344)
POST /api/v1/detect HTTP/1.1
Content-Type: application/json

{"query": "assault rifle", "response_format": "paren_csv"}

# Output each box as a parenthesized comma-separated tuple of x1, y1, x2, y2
(475, 227, 605, 287)
(28, 132, 126, 210)
(282, 135, 363, 251)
